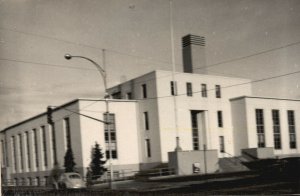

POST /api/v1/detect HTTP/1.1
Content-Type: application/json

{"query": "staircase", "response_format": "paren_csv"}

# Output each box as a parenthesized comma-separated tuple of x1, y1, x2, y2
(219, 157, 249, 172)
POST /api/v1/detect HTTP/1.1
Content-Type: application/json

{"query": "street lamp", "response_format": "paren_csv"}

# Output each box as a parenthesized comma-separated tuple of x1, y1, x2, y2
(64, 51, 114, 188)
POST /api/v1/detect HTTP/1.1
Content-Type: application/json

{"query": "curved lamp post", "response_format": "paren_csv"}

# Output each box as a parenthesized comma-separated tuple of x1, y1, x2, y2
(64, 52, 114, 188)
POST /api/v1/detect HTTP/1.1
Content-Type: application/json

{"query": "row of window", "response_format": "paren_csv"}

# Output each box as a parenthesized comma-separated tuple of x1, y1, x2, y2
(255, 109, 297, 149)
(143, 110, 224, 132)
(140, 82, 222, 99)
(11, 176, 49, 186)
(8, 117, 72, 173)
(104, 113, 118, 159)
(9, 124, 57, 173)
(180, 82, 221, 98)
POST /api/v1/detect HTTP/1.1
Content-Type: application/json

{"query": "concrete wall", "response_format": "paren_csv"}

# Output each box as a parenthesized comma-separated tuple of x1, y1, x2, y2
(230, 98, 249, 156)
(231, 96, 300, 156)
(242, 147, 274, 159)
(78, 99, 141, 175)
(1, 99, 141, 182)
(155, 70, 252, 161)
(108, 70, 252, 164)
(168, 150, 219, 175)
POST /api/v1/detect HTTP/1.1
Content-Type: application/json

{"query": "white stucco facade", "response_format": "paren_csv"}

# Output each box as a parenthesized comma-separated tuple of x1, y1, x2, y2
(1, 99, 140, 185)
(1, 70, 300, 184)
(231, 96, 300, 157)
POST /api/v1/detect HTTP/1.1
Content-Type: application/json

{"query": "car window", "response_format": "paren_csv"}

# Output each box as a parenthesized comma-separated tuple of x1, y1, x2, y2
(69, 174, 81, 179)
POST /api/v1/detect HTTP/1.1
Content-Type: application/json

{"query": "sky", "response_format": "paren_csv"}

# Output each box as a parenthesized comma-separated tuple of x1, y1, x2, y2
(0, 0, 300, 130)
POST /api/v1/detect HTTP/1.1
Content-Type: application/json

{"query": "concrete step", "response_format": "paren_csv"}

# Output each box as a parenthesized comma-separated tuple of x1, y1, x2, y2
(219, 157, 249, 173)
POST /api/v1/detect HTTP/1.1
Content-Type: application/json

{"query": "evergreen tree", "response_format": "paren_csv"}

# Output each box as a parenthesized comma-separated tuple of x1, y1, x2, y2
(90, 143, 107, 180)
(64, 146, 76, 172)
(49, 162, 63, 186)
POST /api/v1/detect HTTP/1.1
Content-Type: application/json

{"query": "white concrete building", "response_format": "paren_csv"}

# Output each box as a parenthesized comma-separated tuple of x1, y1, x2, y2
(1, 34, 300, 183)
(1, 99, 140, 185)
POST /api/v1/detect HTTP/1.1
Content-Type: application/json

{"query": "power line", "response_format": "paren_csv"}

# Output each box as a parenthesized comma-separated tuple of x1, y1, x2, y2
(194, 40, 300, 71)
(51, 69, 300, 123)
(0, 57, 95, 71)
(0, 26, 172, 67)
(132, 69, 300, 101)
(1, 26, 300, 87)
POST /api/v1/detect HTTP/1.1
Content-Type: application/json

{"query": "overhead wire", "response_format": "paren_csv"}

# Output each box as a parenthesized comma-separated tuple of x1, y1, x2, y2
(49, 69, 300, 121)
(1, 26, 300, 123)
(1, 26, 300, 87)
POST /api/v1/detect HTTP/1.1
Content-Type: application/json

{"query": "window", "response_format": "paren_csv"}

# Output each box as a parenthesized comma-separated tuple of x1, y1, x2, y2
(217, 111, 223, 128)
(288, 110, 297, 149)
(256, 109, 265, 148)
(18, 134, 24, 170)
(11, 136, 17, 171)
(216, 85, 221, 98)
(272, 110, 281, 149)
(104, 113, 118, 159)
(111, 92, 121, 99)
(186, 82, 193, 96)
(145, 139, 151, 157)
(36, 177, 40, 186)
(25, 131, 31, 169)
(1, 140, 5, 166)
(141, 84, 147, 98)
(144, 112, 149, 130)
(64, 118, 71, 148)
(41, 126, 48, 167)
(170, 81, 177, 96)
(50, 123, 57, 164)
(126, 92, 132, 99)
(201, 84, 207, 97)
(219, 136, 225, 153)
(191, 111, 199, 150)
(33, 129, 39, 168)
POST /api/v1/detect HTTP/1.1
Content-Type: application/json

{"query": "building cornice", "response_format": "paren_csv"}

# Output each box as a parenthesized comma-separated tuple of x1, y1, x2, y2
(1, 98, 137, 132)
(230, 96, 300, 102)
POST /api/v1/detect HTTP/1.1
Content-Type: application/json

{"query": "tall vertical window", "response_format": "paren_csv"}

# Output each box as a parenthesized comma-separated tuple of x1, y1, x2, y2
(126, 92, 132, 100)
(288, 110, 297, 149)
(219, 136, 225, 153)
(33, 129, 39, 168)
(186, 82, 193, 96)
(143, 112, 149, 130)
(11, 136, 17, 171)
(256, 109, 265, 148)
(50, 123, 57, 164)
(216, 85, 221, 98)
(217, 111, 223, 128)
(141, 84, 147, 98)
(170, 81, 177, 96)
(18, 134, 24, 170)
(145, 139, 151, 158)
(41, 126, 48, 167)
(1, 140, 5, 166)
(191, 111, 199, 150)
(272, 110, 281, 149)
(64, 118, 71, 148)
(201, 84, 207, 97)
(104, 113, 118, 159)
(25, 131, 31, 169)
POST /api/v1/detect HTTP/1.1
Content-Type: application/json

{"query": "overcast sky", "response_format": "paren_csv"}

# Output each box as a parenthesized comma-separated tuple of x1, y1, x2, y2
(0, 0, 300, 130)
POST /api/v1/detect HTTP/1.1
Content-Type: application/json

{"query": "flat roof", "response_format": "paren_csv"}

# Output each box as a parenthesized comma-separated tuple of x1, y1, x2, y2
(1, 98, 137, 132)
(230, 96, 300, 102)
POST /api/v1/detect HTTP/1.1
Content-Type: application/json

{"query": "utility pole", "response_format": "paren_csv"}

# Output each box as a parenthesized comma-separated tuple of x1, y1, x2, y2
(64, 50, 114, 189)
(170, 0, 182, 152)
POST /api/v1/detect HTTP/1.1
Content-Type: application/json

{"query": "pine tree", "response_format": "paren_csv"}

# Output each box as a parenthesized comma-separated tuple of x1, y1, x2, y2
(64, 146, 76, 172)
(90, 143, 107, 180)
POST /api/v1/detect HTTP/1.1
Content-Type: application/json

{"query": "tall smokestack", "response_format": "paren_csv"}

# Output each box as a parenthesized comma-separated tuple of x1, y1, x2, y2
(182, 34, 207, 74)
